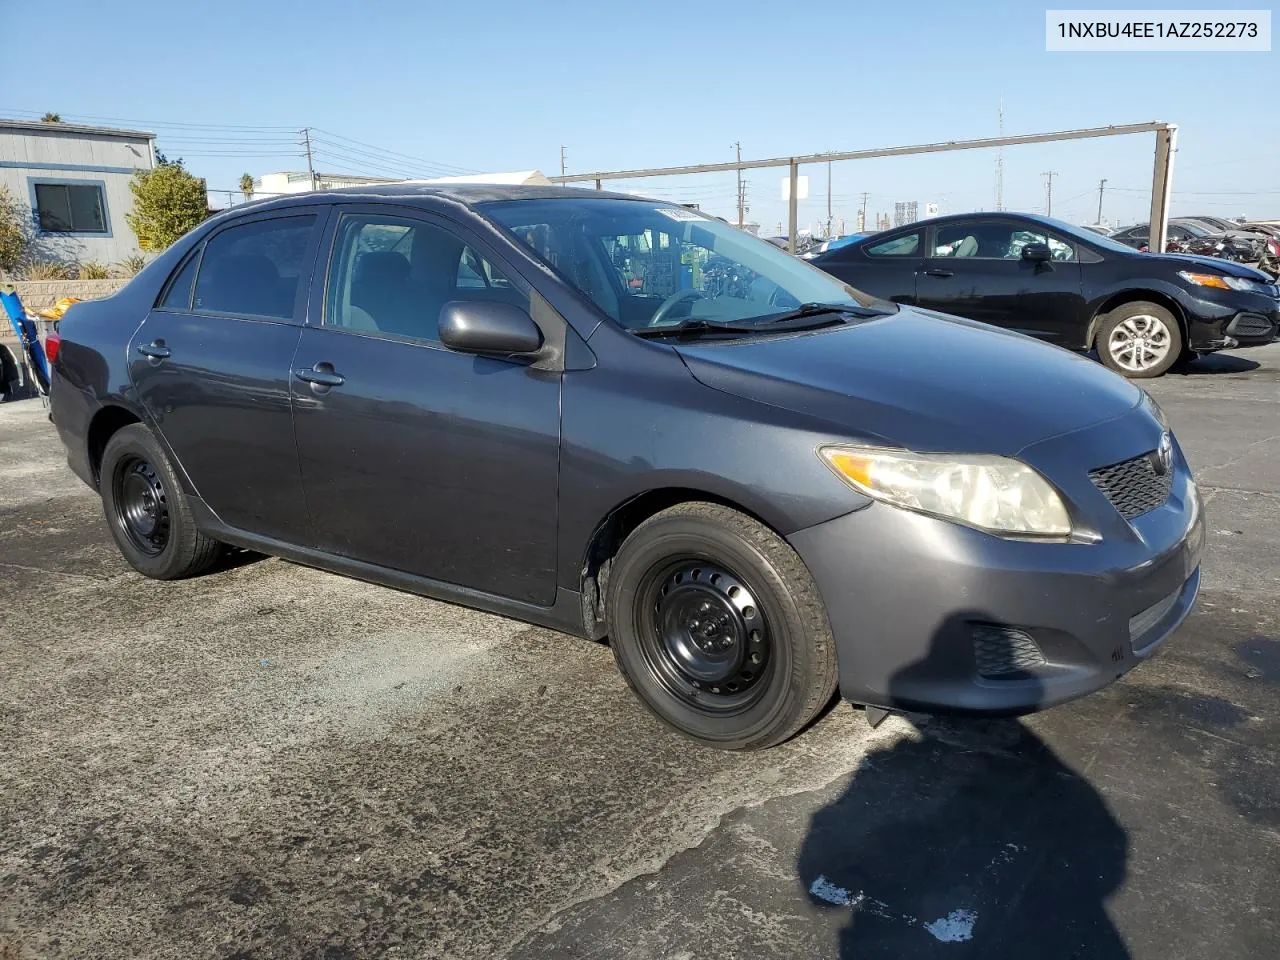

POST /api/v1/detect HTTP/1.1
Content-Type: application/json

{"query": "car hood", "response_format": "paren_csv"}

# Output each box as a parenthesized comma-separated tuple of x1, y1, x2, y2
(675, 308, 1143, 456)
(1149, 251, 1273, 280)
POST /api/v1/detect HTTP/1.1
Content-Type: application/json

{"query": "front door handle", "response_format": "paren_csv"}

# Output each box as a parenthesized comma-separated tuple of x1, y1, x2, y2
(136, 341, 171, 359)
(924, 268, 955, 278)
(294, 364, 345, 388)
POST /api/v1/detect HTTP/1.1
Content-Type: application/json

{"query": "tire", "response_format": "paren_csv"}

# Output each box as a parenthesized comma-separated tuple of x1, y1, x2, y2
(1096, 302, 1183, 379)
(100, 423, 222, 580)
(605, 502, 838, 751)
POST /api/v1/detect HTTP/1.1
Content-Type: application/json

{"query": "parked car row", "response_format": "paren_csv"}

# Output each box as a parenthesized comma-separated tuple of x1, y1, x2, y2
(809, 211, 1279, 378)
(47, 186, 1204, 748)
(1110, 217, 1280, 264)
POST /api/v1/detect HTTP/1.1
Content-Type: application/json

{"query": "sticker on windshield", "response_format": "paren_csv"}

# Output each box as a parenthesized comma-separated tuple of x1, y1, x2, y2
(656, 207, 703, 222)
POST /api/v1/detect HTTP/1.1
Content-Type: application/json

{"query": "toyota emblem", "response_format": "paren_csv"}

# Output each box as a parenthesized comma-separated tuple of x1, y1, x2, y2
(1154, 432, 1173, 475)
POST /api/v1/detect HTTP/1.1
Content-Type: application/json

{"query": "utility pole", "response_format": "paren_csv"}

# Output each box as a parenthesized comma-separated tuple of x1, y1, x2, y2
(1042, 170, 1058, 216)
(733, 141, 744, 229)
(560, 145, 567, 179)
(858, 192, 869, 232)
(995, 97, 1005, 211)
(301, 127, 317, 192)
(1096, 178, 1108, 225)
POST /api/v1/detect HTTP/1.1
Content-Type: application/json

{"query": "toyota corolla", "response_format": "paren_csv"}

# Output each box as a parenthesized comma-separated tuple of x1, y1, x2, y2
(47, 185, 1203, 749)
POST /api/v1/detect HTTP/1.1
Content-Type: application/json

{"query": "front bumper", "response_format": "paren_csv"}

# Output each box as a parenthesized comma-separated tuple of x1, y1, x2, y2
(1182, 286, 1279, 349)
(788, 409, 1204, 716)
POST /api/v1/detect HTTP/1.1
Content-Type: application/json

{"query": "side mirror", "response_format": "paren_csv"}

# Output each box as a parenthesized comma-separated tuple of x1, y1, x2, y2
(438, 301, 543, 357)
(1021, 242, 1052, 263)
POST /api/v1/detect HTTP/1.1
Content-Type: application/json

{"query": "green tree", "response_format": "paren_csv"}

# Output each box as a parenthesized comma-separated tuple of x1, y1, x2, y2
(239, 172, 255, 202)
(125, 161, 209, 251)
(0, 186, 27, 274)
(40, 112, 61, 123)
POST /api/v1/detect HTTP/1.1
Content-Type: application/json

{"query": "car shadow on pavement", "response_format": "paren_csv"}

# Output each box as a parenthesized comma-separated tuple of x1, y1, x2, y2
(797, 617, 1130, 959)
(1177, 353, 1261, 376)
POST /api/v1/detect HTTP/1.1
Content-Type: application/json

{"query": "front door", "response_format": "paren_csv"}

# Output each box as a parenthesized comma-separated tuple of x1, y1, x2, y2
(290, 208, 561, 605)
(129, 209, 323, 541)
(915, 219, 1084, 342)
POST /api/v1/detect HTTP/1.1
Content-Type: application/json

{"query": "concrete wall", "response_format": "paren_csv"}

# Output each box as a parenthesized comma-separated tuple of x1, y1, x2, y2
(0, 124, 154, 267)
(4, 278, 130, 313)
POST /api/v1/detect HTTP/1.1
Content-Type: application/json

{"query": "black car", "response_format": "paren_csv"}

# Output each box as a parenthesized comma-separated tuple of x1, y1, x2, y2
(47, 187, 1202, 749)
(811, 212, 1279, 378)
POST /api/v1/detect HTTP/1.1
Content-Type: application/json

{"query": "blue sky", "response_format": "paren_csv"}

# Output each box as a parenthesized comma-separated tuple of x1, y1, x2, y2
(5, 0, 1276, 233)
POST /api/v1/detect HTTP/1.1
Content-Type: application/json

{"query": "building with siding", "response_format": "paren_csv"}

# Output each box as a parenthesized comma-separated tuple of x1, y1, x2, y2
(0, 119, 155, 267)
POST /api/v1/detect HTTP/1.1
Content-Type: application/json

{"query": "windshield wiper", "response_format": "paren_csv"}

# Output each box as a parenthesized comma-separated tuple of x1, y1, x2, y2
(631, 318, 763, 339)
(755, 301, 889, 324)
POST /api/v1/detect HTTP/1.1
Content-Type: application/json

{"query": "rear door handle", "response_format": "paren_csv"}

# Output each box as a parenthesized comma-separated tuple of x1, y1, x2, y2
(924, 269, 955, 278)
(136, 341, 171, 359)
(294, 365, 345, 388)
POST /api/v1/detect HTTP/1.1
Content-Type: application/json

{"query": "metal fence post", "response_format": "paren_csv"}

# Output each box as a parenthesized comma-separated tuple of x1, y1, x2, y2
(787, 159, 799, 254)
(1148, 125, 1177, 255)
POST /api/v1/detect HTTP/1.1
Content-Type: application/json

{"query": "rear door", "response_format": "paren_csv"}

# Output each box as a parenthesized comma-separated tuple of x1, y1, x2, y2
(129, 208, 324, 541)
(817, 228, 922, 303)
(289, 205, 562, 605)
(914, 218, 1084, 342)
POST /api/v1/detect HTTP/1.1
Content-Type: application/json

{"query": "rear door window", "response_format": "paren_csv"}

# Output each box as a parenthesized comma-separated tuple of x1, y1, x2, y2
(193, 215, 318, 320)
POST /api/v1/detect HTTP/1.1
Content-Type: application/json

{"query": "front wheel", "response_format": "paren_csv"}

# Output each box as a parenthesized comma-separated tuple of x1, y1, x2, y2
(605, 502, 838, 750)
(1096, 302, 1182, 379)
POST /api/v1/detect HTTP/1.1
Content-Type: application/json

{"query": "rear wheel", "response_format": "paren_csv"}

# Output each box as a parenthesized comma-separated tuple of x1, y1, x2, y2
(100, 424, 222, 579)
(1096, 302, 1182, 378)
(605, 502, 838, 750)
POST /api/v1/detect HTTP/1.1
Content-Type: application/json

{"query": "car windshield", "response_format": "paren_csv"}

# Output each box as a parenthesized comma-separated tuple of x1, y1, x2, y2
(481, 197, 877, 331)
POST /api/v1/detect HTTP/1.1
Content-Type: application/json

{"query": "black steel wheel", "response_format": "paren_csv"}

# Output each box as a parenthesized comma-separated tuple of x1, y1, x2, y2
(606, 501, 838, 751)
(636, 560, 773, 712)
(100, 423, 222, 580)
(112, 455, 171, 556)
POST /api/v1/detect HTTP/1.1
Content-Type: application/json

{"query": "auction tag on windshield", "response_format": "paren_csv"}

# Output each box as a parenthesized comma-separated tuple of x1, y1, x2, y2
(656, 207, 703, 222)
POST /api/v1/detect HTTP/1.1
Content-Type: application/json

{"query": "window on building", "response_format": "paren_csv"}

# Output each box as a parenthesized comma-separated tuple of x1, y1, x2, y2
(34, 182, 107, 234)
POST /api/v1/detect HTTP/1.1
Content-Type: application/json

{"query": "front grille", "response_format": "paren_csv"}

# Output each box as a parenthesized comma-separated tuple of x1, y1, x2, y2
(1089, 452, 1172, 520)
(972, 624, 1045, 678)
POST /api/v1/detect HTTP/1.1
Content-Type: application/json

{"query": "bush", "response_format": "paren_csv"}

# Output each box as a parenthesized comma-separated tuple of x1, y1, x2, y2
(126, 160, 209, 251)
(0, 185, 26, 276)
(22, 261, 76, 280)
(77, 260, 110, 280)
(116, 254, 148, 277)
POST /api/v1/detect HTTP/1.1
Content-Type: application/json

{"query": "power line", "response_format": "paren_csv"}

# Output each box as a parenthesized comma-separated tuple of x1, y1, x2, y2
(310, 128, 476, 175)
(0, 107, 296, 132)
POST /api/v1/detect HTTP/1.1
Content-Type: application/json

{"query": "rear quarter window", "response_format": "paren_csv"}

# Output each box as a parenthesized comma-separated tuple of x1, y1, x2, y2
(864, 233, 920, 257)
(158, 250, 201, 310)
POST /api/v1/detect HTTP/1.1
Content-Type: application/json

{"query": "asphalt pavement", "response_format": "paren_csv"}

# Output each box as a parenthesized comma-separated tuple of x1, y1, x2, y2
(1, 345, 1277, 959)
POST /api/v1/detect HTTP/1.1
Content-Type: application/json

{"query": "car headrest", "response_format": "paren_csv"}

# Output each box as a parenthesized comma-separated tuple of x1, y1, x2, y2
(354, 251, 410, 286)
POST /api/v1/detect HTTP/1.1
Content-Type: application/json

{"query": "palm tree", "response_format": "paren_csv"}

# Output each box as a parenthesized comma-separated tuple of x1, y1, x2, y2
(41, 112, 62, 123)
(239, 173, 255, 203)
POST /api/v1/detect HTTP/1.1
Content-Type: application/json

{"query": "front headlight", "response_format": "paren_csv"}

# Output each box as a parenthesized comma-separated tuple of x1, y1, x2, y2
(1177, 270, 1265, 294)
(819, 445, 1072, 537)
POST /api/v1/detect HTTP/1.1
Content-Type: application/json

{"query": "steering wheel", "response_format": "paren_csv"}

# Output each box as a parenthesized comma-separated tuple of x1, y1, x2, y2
(647, 289, 706, 328)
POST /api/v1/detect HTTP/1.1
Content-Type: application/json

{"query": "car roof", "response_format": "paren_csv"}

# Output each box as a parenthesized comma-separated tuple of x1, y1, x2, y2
(223, 182, 650, 218)
(870, 211, 1070, 232)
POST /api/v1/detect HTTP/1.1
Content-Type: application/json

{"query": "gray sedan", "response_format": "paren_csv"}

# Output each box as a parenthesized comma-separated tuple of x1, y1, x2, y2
(46, 185, 1202, 749)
